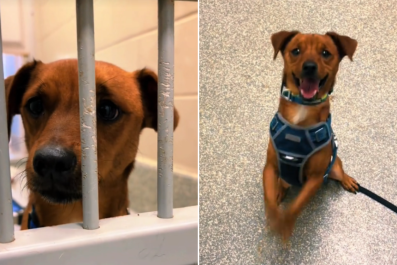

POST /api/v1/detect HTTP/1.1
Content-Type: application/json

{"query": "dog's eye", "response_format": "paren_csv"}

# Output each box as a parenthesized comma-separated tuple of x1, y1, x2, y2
(98, 100, 120, 121)
(322, 50, 331, 58)
(26, 97, 44, 117)
(291, 48, 300, 56)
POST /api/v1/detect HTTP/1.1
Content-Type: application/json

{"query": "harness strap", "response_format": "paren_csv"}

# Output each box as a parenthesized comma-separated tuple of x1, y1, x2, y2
(28, 205, 40, 229)
(323, 134, 338, 183)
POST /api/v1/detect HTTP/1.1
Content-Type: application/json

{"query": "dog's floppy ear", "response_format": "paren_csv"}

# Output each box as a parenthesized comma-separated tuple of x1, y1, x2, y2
(326, 32, 357, 61)
(134, 68, 179, 131)
(271, 30, 300, 60)
(5, 60, 42, 140)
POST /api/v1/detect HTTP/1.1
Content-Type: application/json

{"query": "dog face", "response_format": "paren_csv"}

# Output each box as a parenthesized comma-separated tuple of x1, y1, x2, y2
(5, 59, 179, 204)
(271, 31, 357, 100)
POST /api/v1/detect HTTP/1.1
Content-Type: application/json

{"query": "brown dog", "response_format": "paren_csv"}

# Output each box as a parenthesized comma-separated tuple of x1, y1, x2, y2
(4, 59, 179, 229)
(263, 31, 358, 241)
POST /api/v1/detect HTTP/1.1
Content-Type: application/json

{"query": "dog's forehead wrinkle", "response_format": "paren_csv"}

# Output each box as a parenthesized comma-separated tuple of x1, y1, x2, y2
(99, 75, 118, 86)
(293, 34, 332, 51)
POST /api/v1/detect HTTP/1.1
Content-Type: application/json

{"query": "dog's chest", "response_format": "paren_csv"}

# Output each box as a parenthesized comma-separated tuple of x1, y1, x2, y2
(292, 105, 308, 125)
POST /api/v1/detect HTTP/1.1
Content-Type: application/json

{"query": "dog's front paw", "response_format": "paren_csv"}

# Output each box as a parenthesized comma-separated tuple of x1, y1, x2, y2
(278, 210, 297, 242)
(265, 204, 281, 229)
(341, 173, 359, 194)
(266, 207, 297, 242)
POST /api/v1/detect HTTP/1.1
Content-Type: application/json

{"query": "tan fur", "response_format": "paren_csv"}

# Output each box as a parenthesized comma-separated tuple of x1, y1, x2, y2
(291, 105, 308, 125)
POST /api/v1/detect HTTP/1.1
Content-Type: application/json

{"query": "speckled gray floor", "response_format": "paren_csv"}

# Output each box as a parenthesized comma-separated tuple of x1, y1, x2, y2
(199, 1, 397, 264)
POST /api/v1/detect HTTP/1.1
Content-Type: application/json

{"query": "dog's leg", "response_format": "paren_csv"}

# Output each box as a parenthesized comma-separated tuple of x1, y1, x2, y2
(271, 175, 323, 240)
(277, 177, 290, 205)
(263, 165, 279, 212)
(263, 164, 283, 229)
(263, 140, 281, 215)
(329, 155, 358, 193)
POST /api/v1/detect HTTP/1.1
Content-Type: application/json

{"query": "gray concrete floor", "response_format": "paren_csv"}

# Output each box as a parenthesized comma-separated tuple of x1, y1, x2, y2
(128, 161, 197, 213)
(199, 1, 397, 264)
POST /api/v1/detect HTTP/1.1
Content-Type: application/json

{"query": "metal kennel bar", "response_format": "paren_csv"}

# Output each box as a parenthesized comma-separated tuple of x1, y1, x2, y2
(157, 0, 175, 219)
(76, 0, 99, 230)
(157, 0, 196, 218)
(0, 8, 14, 243)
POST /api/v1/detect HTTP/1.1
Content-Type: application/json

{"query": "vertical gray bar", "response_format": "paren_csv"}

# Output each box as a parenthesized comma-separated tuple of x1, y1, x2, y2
(0, 9, 14, 243)
(157, 0, 174, 219)
(76, 0, 99, 230)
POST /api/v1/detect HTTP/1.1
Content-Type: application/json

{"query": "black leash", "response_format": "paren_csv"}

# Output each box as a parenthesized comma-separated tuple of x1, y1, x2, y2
(357, 183, 397, 214)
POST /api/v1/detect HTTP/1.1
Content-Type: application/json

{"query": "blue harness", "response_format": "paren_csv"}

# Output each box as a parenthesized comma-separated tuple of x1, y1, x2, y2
(269, 86, 338, 187)
(28, 205, 40, 229)
(11, 199, 40, 229)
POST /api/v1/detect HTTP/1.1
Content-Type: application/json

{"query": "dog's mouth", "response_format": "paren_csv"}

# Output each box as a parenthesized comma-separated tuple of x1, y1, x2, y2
(31, 178, 82, 205)
(38, 188, 82, 204)
(293, 73, 328, 100)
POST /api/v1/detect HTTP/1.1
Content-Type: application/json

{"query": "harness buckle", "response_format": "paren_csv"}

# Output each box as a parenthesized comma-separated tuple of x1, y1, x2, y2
(314, 127, 325, 142)
(333, 134, 339, 148)
(271, 120, 279, 131)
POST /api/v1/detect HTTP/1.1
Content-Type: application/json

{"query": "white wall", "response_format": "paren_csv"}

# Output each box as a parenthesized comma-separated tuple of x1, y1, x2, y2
(0, 0, 34, 56)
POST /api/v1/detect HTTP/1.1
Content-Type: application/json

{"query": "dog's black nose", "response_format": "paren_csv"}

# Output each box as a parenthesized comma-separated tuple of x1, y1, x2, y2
(302, 61, 318, 75)
(33, 146, 77, 180)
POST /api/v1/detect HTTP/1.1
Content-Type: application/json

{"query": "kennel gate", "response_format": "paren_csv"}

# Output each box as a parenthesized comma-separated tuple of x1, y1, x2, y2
(0, 0, 198, 264)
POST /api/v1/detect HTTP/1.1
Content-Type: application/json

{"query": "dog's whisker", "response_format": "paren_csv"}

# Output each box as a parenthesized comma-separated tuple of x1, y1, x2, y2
(16, 157, 28, 168)
(21, 182, 29, 192)
(16, 172, 28, 191)
(15, 170, 27, 182)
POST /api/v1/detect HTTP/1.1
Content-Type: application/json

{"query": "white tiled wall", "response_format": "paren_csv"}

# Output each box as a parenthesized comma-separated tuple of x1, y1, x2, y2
(33, 0, 198, 175)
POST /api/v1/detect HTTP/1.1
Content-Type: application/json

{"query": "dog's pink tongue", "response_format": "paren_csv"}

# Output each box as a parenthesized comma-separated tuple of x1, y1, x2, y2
(300, 78, 319, 99)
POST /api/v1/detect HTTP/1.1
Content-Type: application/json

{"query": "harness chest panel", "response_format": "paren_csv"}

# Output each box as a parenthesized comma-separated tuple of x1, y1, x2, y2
(269, 112, 337, 187)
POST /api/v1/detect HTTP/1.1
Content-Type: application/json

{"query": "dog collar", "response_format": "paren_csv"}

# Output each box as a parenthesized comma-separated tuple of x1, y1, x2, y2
(280, 85, 329, 106)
